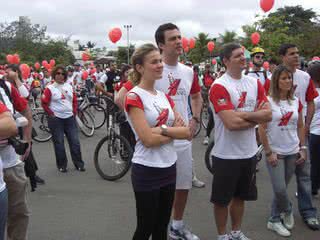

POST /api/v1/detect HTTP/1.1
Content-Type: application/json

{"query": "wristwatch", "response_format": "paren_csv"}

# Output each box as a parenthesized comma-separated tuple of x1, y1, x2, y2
(160, 124, 168, 136)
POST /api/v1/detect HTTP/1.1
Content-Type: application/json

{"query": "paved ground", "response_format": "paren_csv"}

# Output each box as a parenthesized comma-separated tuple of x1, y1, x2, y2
(28, 127, 320, 240)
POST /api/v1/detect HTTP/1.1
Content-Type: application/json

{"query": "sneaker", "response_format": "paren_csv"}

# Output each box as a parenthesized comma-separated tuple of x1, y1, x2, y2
(203, 136, 209, 145)
(267, 221, 291, 237)
(192, 176, 205, 188)
(169, 225, 200, 240)
(229, 231, 252, 240)
(77, 167, 86, 172)
(58, 168, 68, 173)
(305, 218, 320, 231)
(281, 212, 294, 230)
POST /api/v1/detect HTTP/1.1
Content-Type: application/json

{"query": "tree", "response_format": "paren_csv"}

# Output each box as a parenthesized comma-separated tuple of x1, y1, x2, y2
(240, 5, 320, 60)
(219, 30, 238, 44)
(116, 44, 135, 65)
(86, 41, 96, 50)
(0, 18, 75, 65)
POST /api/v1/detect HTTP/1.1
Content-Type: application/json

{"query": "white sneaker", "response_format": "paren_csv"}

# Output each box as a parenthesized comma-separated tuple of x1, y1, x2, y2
(192, 176, 205, 188)
(203, 136, 209, 145)
(229, 231, 251, 240)
(281, 212, 294, 230)
(169, 224, 200, 240)
(267, 221, 291, 237)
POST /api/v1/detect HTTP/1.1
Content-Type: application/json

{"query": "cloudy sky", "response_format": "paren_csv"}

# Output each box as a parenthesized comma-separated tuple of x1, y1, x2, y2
(1, 0, 319, 49)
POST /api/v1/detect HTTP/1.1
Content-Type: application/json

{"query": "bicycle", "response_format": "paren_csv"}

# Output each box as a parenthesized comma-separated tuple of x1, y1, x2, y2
(94, 96, 133, 181)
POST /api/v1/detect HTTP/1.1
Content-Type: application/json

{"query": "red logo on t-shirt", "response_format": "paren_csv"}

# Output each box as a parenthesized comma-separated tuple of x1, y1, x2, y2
(154, 103, 169, 126)
(61, 93, 66, 99)
(167, 73, 181, 96)
(278, 111, 293, 126)
(237, 92, 247, 108)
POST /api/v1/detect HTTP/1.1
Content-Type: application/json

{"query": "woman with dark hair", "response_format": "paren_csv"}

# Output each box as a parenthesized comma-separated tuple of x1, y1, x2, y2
(41, 65, 85, 173)
(114, 64, 131, 94)
(307, 62, 320, 196)
(259, 65, 306, 237)
(125, 43, 190, 240)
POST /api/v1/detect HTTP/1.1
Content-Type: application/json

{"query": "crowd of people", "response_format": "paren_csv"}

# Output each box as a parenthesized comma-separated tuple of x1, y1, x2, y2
(0, 22, 319, 240)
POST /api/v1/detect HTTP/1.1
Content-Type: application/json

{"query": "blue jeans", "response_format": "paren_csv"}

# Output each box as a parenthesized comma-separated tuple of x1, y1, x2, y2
(0, 188, 8, 240)
(48, 116, 84, 169)
(267, 154, 296, 222)
(309, 134, 320, 193)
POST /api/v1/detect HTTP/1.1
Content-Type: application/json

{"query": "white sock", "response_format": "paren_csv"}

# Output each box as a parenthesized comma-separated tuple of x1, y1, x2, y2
(172, 220, 184, 230)
(217, 234, 229, 240)
(231, 230, 241, 237)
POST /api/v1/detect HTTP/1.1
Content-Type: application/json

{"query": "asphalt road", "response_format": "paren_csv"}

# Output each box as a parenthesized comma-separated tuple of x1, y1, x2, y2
(28, 127, 320, 240)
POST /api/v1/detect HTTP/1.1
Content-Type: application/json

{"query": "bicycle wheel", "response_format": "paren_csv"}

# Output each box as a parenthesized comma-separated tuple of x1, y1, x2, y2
(94, 133, 133, 181)
(77, 110, 95, 137)
(201, 107, 209, 129)
(204, 136, 215, 174)
(193, 120, 202, 137)
(83, 103, 106, 129)
(32, 112, 52, 142)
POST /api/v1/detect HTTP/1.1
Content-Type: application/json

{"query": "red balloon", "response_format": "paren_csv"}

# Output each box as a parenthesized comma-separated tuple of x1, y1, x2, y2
(263, 61, 270, 70)
(89, 68, 96, 75)
(182, 37, 189, 49)
(251, 32, 260, 45)
(189, 38, 196, 49)
(184, 47, 189, 53)
(6, 55, 13, 64)
(212, 59, 217, 65)
(12, 54, 20, 64)
(82, 52, 90, 62)
(34, 62, 40, 70)
(19, 64, 30, 80)
(42, 60, 49, 68)
(49, 59, 56, 68)
(312, 56, 320, 61)
(260, 0, 274, 13)
(207, 41, 215, 52)
(109, 28, 122, 43)
(82, 71, 89, 80)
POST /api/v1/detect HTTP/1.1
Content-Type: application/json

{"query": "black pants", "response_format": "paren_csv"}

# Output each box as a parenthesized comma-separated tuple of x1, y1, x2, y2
(206, 106, 214, 137)
(133, 184, 175, 240)
(309, 134, 320, 192)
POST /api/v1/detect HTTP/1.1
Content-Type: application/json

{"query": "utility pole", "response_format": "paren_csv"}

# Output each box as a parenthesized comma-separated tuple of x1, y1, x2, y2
(123, 25, 132, 64)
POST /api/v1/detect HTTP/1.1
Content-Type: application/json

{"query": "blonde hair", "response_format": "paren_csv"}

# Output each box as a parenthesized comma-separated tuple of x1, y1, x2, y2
(128, 43, 158, 86)
(269, 65, 294, 103)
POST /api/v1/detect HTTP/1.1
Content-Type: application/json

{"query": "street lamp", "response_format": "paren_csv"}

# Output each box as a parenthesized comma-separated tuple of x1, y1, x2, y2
(123, 25, 132, 64)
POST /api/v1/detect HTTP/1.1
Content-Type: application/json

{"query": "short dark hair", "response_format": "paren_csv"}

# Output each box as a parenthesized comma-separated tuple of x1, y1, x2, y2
(6, 64, 22, 80)
(220, 43, 242, 66)
(307, 62, 320, 84)
(155, 23, 179, 47)
(278, 43, 297, 56)
(52, 65, 67, 80)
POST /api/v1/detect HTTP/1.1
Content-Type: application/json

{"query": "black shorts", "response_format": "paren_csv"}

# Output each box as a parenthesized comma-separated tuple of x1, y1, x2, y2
(210, 156, 257, 206)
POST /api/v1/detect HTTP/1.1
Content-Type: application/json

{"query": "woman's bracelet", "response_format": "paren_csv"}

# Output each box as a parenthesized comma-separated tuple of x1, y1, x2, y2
(300, 145, 308, 151)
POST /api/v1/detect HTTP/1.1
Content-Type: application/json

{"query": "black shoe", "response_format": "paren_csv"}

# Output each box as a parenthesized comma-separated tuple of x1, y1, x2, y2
(58, 168, 68, 173)
(35, 175, 45, 185)
(312, 189, 318, 196)
(77, 167, 86, 172)
(305, 218, 320, 231)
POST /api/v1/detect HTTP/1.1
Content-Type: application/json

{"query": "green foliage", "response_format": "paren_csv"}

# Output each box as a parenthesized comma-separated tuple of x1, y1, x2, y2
(0, 19, 75, 66)
(116, 44, 135, 65)
(240, 5, 320, 60)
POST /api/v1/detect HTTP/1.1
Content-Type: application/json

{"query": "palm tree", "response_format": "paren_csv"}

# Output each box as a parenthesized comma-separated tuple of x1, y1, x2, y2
(219, 30, 238, 44)
(86, 41, 96, 50)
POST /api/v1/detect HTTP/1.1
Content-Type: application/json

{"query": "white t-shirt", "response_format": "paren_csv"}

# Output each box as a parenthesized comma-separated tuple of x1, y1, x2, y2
(266, 96, 302, 155)
(42, 82, 75, 119)
(209, 73, 268, 159)
(125, 86, 177, 168)
(73, 71, 82, 86)
(310, 88, 320, 135)
(98, 73, 108, 84)
(154, 63, 201, 150)
(292, 69, 319, 117)
(0, 156, 5, 192)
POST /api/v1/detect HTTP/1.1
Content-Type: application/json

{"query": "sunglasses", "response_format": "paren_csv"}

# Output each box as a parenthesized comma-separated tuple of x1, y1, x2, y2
(56, 72, 65, 75)
(255, 55, 264, 59)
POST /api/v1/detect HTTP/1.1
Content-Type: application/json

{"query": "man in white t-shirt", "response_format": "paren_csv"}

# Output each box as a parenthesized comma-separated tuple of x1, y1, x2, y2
(209, 43, 272, 240)
(73, 63, 82, 87)
(279, 43, 319, 230)
(154, 23, 203, 240)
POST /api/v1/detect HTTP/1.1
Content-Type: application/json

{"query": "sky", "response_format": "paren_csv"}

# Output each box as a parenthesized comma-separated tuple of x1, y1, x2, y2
(1, 0, 320, 49)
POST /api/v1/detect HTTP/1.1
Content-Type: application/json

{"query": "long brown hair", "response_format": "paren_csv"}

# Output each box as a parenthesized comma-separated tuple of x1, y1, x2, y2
(269, 65, 294, 103)
(128, 43, 158, 86)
